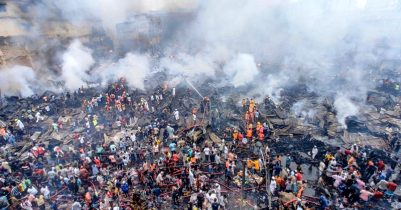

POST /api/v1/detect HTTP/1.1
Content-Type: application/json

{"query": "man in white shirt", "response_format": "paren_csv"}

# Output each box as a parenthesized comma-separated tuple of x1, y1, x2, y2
(27, 185, 38, 195)
(206, 190, 217, 205)
(204, 147, 210, 162)
(40, 185, 50, 199)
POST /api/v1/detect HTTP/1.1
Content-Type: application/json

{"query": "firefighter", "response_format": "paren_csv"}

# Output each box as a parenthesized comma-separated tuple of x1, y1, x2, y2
(245, 111, 250, 125)
(233, 130, 238, 141)
(250, 111, 255, 123)
(258, 132, 264, 141)
(256, 122, 262, 133)
(247, 124, 253, 138)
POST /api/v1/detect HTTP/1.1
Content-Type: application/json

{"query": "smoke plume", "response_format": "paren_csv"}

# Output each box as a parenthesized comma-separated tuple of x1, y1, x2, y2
(100, 53, 150, 90)
(223, 54, 259, 88)
(334, 95, 360, 128)
(0, 66, 36, 97)
(61, 40, 94, 91)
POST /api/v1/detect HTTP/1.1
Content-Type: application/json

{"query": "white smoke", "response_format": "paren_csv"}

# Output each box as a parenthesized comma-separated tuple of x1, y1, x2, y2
(333, 95, 359, 128)
(0, 66, 36, 97)
(61, 40, 94, 90)
(223, 54, 259, 87)
(160, 52, 217, 80)
(100, 53, 150, 90)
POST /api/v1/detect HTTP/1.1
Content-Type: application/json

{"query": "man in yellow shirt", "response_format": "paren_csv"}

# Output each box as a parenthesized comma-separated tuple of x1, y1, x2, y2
(254, 159, 260, 174)
(247, 158, 254, 173)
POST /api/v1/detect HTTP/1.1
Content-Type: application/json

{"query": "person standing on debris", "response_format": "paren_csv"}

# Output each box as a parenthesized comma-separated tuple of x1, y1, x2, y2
(7, 132, 16, 145)
(312, 146, 318, 160)
(242, 98, 246, 112)
(52, 122, 59, 134)
(167, 125, 174, 140)
(174, 109, 179, 121)
(379, 107, 386, 120)
(35, 111, 44, 122)
(187, 88, 191, 97)
(255, 110, 259, 123)
(245, 111, 250, 126)
(286, 154, 292, 169)
(172, 86, 176, 98)
(15, 119, 24, 130)
(193, 114, 197, 124)
(246, 98, 250, 111)
(246, 124, 252, 138)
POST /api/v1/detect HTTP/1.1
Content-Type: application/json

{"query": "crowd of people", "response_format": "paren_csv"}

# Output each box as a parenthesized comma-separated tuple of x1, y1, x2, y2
(0, 78, 400, 210)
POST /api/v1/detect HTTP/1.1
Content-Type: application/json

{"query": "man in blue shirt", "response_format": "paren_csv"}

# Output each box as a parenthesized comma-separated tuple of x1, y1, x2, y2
(319, 195, 328, 210)
(169, 142, 177, 154)
(286, 154, 292, 169)
(152, 185, 161, 203)
(212, 198, 219, 210)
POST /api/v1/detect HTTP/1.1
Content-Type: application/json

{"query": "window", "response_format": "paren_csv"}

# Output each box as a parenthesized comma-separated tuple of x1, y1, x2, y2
(0, 4, 6, 12)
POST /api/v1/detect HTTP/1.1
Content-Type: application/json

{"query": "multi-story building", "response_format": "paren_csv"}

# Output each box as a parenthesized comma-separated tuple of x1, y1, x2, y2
(0, 0, 113, 69)
(116, 14, 162, 54)
(116, 10, 197, 54)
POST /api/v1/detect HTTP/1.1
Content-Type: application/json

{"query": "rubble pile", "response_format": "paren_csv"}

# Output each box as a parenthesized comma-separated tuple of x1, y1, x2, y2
(0, 68, 400, 210)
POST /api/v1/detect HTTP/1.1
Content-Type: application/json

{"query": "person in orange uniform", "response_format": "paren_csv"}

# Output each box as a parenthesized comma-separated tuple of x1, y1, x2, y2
(250, 111, 255, 123)
(192, 108, 197, 115)
(258, 131, 264, 140)
(246, 124, 253, 138)
(249, 103, 254, 113)
(256, 122, 262, 133)
(245, 111, 250, 125)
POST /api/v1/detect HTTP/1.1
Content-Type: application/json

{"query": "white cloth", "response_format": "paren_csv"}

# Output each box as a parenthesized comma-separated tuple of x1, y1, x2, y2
(270, 181, 276, 194)
(174, 111, 179, 120)
(27, 186, 38, 195)
(204, 148, 210, 155)
(16, 120, 24, 129)
(312, 147, 318, 159)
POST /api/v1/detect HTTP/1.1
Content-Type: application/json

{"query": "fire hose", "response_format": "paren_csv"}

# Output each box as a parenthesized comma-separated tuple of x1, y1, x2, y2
(177, 100, 208, 137)
(50, 186, 68, 200)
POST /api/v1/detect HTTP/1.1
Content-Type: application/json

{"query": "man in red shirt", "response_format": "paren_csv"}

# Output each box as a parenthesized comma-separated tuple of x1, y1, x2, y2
(387, 182, 397, 192)
(94, 158, 101, 168)
(73, 133, 79, 140)
(296, 171, 302, 181)
(377, 160, 385, 173)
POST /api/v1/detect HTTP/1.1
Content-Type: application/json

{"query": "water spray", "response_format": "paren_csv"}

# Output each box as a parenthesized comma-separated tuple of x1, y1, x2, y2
(186, 78, 204, 99)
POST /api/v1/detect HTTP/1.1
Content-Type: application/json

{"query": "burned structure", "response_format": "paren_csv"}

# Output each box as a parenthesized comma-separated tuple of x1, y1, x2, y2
(0, 0, 113, 69)
(116, 15, 162, 54)
(116, 10, 196, 54)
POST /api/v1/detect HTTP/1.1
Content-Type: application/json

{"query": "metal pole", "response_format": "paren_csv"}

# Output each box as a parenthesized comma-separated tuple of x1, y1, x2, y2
(240, 160, 246, 210)
(267, 153, 271, 209)
(260, 148, 271, 209)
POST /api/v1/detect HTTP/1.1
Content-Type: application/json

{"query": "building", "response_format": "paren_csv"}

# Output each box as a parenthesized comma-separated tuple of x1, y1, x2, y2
(116, 14, 162, 54)
(116, 10, 197, 54)
(150, 10, 197, 42)
(0, 0, 113, 69)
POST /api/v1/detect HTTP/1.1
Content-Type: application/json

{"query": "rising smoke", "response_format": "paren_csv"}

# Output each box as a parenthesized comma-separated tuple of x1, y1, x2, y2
(1, 0, 400, 128)
(99, 53, 151, 90)
(61, 40, 95, 91)
(0, 66, 36, 97)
